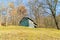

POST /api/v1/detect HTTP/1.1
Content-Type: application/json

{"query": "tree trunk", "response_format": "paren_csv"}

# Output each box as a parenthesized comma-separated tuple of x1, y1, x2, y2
(51, 9, 59, 29)
(50, 7, 59, 29)
(52, 14, 59, 29)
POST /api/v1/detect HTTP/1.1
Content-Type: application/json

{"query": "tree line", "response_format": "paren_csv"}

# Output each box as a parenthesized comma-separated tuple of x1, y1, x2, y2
(0, 0, 60, 29)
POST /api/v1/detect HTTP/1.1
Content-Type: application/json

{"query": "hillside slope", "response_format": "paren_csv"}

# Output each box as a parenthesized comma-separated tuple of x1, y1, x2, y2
(0, 26, 60, 40)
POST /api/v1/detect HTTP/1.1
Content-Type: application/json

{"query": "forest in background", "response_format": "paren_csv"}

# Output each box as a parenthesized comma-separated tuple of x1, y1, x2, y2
(0, 0, 60, 29)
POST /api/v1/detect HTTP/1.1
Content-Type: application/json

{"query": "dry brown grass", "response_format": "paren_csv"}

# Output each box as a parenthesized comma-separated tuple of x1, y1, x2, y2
(0, 26, 60, 40)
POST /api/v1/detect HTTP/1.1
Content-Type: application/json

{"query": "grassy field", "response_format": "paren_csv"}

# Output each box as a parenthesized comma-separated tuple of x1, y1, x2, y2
(0, 26, 60, 40)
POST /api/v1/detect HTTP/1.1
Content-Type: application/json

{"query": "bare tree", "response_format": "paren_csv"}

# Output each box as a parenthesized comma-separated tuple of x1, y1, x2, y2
(28, 0, 60, 29)
(17, 5, 27, 25)
(0, 9, 2, 26)
(43, 0, 59, 29)
(28, 0, 46, 28)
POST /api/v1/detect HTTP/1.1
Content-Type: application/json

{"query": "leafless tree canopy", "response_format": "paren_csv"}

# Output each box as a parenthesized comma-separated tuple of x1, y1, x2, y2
(0, 0, 60, 29)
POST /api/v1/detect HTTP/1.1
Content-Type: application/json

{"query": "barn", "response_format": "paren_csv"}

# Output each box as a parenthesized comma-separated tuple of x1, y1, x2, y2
(19, 17, 37, 28)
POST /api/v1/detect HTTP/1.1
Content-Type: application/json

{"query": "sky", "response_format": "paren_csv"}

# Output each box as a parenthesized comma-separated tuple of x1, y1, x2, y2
(0, 0, 60, 15)
(0, 0, 28, 7)
(0, 0, 28, 15)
